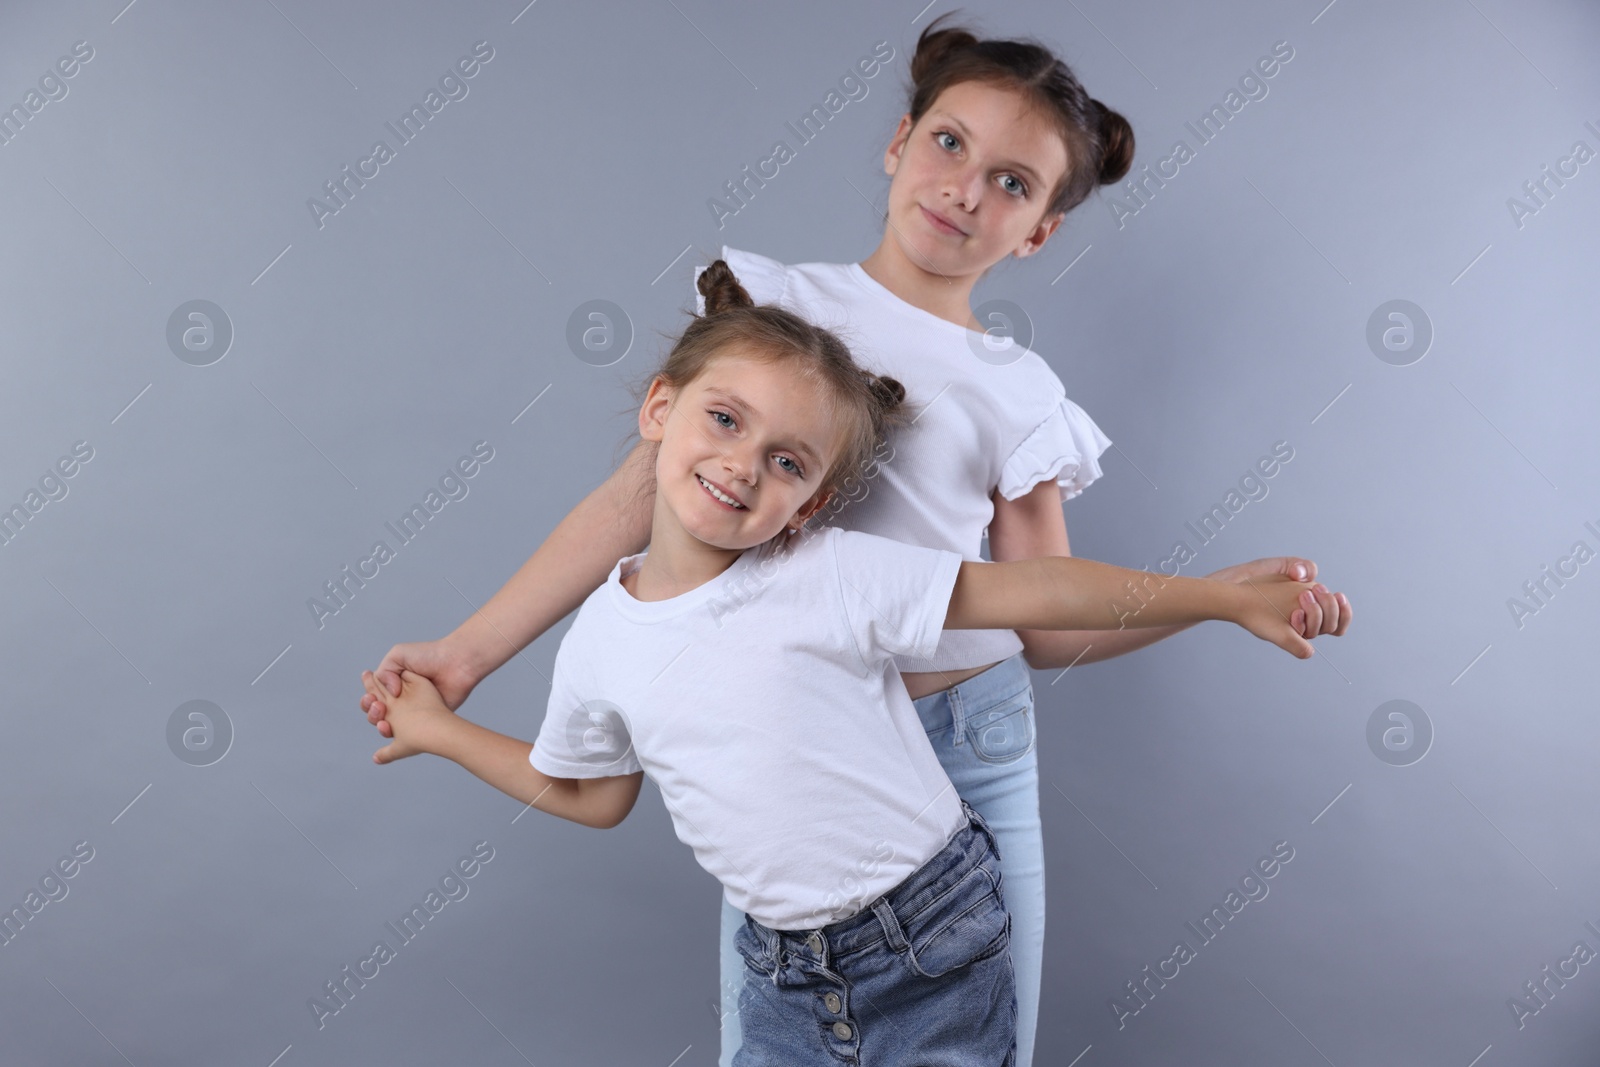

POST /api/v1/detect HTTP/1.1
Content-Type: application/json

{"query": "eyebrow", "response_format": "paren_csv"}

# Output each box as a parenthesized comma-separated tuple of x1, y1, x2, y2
(932, 110, 1046, 186)
(704, 388, 823, 468)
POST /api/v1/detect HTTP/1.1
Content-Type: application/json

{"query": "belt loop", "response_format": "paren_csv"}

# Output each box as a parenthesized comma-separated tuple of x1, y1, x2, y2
(872, 898, 908, 953)
(964, 800, 1002, 862)
(756, 921, 784, 980)
(949, 683, 966, 747)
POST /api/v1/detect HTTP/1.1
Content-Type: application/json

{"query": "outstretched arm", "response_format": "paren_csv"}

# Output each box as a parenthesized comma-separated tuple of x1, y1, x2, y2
(986, 481, 1348, 670)
(363, 439, 656, 731)
(944, 554, 1317, 659)
(362, 669, 643, 829)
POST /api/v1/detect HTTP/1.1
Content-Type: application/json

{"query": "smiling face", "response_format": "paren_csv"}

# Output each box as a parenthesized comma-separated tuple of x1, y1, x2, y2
(882, 79, 1074, 276)
(638, 350, 844, 552)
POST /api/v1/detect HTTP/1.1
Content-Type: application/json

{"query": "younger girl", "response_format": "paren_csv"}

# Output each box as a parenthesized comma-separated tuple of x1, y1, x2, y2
(363, 16, 1350, 1064)
(360, 264, 1321, 1065)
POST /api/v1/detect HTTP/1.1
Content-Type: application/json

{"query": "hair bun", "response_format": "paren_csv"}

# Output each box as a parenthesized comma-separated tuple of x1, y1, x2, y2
(865, 372, 906, 409)
(697, 259, 755, 316)
(911, 18, 979, 84)
(1092, 98, 1135, 185)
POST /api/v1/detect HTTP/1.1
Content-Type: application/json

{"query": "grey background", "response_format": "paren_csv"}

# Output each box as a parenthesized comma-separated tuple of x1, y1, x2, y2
(2, 0, 1596, 1064)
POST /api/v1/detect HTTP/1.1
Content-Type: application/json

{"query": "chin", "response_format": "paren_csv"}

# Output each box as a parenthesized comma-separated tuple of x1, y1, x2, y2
(896, 221, 961, 270)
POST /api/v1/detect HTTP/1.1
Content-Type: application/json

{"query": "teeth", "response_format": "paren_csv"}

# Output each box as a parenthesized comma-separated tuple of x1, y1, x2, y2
(698, 474, 744, 508)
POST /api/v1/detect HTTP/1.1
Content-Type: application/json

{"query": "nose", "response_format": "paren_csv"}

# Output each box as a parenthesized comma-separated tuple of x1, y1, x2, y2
(721, 441, 759, 488)
(943, 161, 983, 212)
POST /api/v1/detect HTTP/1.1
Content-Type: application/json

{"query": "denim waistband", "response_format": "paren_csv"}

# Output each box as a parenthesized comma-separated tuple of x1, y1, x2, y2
(742, 799, 1002, 964)
(912, 652, 1031, 740)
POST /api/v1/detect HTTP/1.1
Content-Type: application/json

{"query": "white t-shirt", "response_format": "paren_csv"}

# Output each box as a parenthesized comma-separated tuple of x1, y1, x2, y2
(696, 246, 1112, 673)
(529, 526, 968, 932)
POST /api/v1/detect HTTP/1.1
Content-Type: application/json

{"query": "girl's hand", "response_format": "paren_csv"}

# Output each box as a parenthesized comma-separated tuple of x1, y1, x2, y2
(360, 638, 481, 739)
(360, 669, 454, 765)
(1231, 574, 1319, 660)
(1204, 556, 1351, 639)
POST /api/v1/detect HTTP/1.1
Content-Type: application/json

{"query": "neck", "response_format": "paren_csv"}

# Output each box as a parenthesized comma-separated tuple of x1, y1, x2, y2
(859, 233, 985, 331)
(622, 503, 749, 602)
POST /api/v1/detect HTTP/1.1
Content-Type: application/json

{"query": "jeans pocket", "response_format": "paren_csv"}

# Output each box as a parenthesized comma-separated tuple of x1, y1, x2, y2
(904, 866, 1012, 978)
(965, 687, 1036, 765)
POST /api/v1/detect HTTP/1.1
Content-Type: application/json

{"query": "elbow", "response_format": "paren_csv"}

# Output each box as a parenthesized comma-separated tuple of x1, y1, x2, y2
(1016, 631, 1053, 672)
(584, 801, 634, 830)
(1018, 630, 1089, 672)
(565, 807, 622, 830)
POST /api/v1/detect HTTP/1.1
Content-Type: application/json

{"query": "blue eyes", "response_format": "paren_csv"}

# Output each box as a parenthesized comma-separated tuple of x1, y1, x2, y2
(707, 410, 803, 477)
(934, 130, 1028, 197)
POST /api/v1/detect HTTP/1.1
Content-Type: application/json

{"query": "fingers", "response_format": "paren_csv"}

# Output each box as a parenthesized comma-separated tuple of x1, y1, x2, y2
(1274, 620, 1316, 660)
(1331, 591, 1352, 636)
(1309, 584, 1338, 635)
(377, 667, 402, 697)
(1293, 558, 1318, 582)
(360, 670, 390, 724)
(1297, 587, 1324, 636)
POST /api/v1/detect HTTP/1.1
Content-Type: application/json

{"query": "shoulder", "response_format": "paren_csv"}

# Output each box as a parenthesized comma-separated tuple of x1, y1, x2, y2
(1000, 344, 1069, 397)
(825, 526, 957, 570)
(556, 567, 631, 652)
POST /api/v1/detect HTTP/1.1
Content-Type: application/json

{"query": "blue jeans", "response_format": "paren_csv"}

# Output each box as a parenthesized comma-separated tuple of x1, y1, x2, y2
(720, 654, 1042, 1066)
(729, 799, 1016, 1066)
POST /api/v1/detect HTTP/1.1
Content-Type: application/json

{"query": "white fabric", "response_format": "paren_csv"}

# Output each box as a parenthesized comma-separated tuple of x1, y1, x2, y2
(529, 526, 967, 931)
(695, 246, 1113, 673)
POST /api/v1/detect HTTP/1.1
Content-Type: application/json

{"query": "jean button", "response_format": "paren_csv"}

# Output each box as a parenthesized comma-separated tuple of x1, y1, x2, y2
(832, 1021, 852, 1040)
(823, 992, 841, 1013)
(807, 933, 824, 953)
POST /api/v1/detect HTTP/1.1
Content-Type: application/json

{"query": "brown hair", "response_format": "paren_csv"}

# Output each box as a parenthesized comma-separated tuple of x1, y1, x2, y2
(631, 259, 908, 530)
(905, 12, 1135, 218)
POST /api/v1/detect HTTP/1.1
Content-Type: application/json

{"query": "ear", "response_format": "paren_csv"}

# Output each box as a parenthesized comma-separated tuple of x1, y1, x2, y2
(638, 376, 673, 443)
(1012, 210, 1065, 260)
(787, 488, 835, 532)
(883, 113, 915, 177)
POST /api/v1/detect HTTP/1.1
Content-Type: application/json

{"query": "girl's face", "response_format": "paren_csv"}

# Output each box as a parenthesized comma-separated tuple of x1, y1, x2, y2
(881, 79, 1072, 276)
(638, 350, 841, 552)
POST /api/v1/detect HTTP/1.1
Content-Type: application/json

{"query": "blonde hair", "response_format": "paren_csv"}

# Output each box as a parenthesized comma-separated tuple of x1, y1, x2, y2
(631, 259, 909, 520)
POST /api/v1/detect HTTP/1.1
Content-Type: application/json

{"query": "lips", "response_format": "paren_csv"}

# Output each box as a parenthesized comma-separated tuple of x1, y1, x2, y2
(696, 473, 746, 510)
(920, 204, 966, 236)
